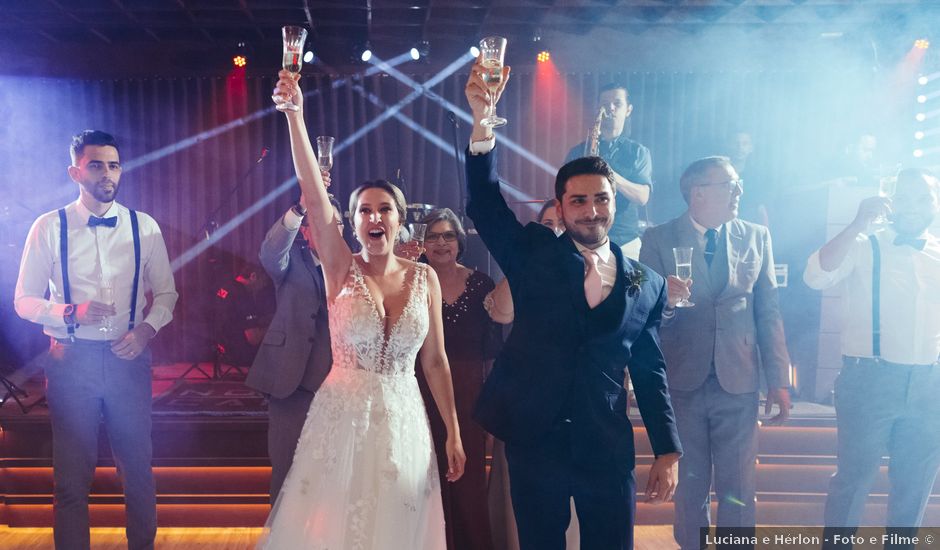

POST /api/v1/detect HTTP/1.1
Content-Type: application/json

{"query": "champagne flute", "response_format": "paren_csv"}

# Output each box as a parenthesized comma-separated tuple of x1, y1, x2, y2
(479, 36, 508, 128)
(673, 247, 695, 308)
(409, 223, 427, 246)
(273, 26, 308, 112)
(317, 136, 334, 172)
(874, 175, 897, 227)
(98, 279, 116, 335)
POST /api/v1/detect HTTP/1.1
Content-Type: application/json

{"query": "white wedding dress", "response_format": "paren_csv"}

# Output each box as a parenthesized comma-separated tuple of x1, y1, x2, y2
(258, 261, 445, 549)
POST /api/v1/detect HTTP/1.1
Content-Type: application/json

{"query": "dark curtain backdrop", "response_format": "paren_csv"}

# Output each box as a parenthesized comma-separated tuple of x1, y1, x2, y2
(0, 67, 875, 374)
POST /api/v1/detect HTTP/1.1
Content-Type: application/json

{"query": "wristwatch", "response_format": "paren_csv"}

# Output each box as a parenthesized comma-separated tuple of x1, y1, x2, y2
(290, 202, 307, 218)
(63, 304, 77, 326)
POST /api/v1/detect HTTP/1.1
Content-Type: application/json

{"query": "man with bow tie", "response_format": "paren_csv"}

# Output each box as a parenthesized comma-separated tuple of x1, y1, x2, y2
(804, 168, 940, 547)
(14, 130, 177, 550)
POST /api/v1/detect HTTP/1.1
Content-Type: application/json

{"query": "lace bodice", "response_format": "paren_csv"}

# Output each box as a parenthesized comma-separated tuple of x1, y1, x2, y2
(328, 260, 430, 376)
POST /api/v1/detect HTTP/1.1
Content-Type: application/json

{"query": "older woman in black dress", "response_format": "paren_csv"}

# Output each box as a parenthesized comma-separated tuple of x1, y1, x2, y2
(416, 208, 504, 550)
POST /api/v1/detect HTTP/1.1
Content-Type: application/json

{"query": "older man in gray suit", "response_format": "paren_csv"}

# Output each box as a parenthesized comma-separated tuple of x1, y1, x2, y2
(640, 156, 791, 550)
(245, 193, 342, 503)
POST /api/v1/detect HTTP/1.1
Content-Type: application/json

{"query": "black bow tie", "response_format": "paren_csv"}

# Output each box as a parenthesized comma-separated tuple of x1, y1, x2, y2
(894, 235, 926, 250)
(88, 215, 117, 228)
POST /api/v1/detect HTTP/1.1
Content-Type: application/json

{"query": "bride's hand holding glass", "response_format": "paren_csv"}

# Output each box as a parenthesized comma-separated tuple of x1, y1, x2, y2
(273, 70, 303, 112)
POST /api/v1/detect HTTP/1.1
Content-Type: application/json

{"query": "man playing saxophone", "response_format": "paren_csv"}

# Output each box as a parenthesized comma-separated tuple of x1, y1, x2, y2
(565, 82, 652, 259)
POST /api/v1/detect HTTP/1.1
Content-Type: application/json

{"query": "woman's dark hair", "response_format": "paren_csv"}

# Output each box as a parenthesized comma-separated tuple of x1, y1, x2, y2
(420, 207, 467, 260)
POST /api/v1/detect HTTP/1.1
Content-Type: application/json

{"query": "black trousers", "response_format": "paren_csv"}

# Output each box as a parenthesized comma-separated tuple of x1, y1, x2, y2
(505, 423, 636, 550)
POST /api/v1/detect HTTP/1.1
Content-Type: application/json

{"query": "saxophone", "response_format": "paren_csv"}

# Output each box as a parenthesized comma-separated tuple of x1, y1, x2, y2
(585, 106, 607, 157)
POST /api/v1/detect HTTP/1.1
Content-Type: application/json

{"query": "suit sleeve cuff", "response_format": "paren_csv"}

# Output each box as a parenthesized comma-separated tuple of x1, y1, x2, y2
(469, 136, 495, 155)
(283, 208, 304, 231)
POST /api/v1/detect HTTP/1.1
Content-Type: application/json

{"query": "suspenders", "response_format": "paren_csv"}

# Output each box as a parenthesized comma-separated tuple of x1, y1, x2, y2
(868, 234, 881, 358)
(58, 207, 142, 339)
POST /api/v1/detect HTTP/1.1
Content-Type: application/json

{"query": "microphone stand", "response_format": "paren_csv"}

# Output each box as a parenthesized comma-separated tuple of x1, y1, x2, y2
(447, 111, 466, 222)
(201, 148, 269, 241)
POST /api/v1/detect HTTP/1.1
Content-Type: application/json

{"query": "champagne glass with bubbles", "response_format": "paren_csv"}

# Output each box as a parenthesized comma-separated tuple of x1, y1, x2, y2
(317, 136, 334, 172)
(273, 26, 308, 112)
(673, 247, 695, 308)
(98, 278, 116, 335)
(874, 175, 897, 227)
(409, 223, 427, 246)
(479, 36, 508, 128)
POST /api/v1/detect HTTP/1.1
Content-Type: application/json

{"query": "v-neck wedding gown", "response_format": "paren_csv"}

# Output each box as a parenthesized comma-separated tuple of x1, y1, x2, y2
(258, 261, 445, 549)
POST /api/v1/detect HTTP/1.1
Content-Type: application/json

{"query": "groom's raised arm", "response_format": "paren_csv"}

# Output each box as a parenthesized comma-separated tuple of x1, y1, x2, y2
(465, 146, 525, 276)
(463, 59, 525, 278)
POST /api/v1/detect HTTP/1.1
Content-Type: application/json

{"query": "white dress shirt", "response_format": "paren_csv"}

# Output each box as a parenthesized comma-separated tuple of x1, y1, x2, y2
(804, 228, 940, 365)
(14, 199, 178, 340)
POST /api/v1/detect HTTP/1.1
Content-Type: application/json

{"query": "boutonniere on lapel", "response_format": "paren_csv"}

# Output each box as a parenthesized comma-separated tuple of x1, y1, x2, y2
(626, 269, 648, 298)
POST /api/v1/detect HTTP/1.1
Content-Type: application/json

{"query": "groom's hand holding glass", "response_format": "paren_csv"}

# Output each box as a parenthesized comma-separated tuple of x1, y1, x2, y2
(465, 55, 510, 143)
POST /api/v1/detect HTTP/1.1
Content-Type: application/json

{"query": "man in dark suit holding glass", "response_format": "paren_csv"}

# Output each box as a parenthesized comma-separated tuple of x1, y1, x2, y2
(464, 60, 682, 550)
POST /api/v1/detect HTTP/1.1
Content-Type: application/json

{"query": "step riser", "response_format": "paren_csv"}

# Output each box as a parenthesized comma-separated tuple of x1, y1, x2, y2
(6, 502, 940, 528)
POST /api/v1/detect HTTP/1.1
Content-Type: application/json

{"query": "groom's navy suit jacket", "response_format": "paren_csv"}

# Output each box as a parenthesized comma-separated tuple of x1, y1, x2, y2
(467, 146, 682, 473)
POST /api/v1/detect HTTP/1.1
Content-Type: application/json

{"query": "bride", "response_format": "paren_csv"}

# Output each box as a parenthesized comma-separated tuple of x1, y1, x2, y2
(258, 70, 466, 549)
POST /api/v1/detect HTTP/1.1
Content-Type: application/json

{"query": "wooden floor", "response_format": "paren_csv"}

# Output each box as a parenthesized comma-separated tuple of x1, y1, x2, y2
(0, 525, 680, 549)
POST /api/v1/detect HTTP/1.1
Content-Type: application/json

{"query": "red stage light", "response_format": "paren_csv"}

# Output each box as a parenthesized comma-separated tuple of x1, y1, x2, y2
(915, 39, 930, 50)
(537, 51, 551, 63)
(233, 55, 247, 68)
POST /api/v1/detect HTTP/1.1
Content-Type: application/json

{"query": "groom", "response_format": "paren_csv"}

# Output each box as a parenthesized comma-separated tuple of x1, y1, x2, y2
(464, 64, 681, 549)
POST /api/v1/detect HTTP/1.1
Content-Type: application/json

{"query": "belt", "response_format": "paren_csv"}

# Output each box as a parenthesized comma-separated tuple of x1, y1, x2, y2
(842, 355, 937, 369)
(53, 337, 115, 346)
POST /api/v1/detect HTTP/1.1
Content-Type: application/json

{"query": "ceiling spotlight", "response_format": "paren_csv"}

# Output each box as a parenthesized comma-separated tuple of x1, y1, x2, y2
(914, 149, 924, 158)
(469, 45, 481, 58)
(360, 42, 373, 62)
(537, 50, 551, 63)
(233, 41, 248, 68)
(918, 95, 928, 103)
(917, 113, 927, 122)
(915, 39, 930, 50)
(410, 40, 430, 61)
(915, 131, 925, 140)
(303, 50, 314, 63)
(920, 75, 930, 85)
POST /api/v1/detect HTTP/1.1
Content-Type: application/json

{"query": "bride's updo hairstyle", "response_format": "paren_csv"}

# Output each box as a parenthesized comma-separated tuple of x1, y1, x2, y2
(347, 179, 408, 226)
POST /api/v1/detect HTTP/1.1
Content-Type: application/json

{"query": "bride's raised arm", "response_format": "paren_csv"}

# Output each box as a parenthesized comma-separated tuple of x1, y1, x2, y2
(275, 70, 352, 296)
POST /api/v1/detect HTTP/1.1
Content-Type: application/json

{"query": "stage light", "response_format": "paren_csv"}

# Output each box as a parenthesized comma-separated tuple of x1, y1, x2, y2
(915, 39, 930, 50)
(361, 42, 373, 62)
(303, 51, 314, 63)
(469, 45, 480, 58)
(537, 51, 551, 63)
(914, 149, 924, 158)
(917, 113, 927, 122)
(919, 95, 928, 103)
(920, 75, 930, 85)
(916, 131, 925, 140)
(410, 40, 430, 61)
(233, 41, 248, 68)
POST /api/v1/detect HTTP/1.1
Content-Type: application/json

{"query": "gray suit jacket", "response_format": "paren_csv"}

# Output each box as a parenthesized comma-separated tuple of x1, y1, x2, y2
(639, 213, 789, 394)
(245, 217, 332, 399)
